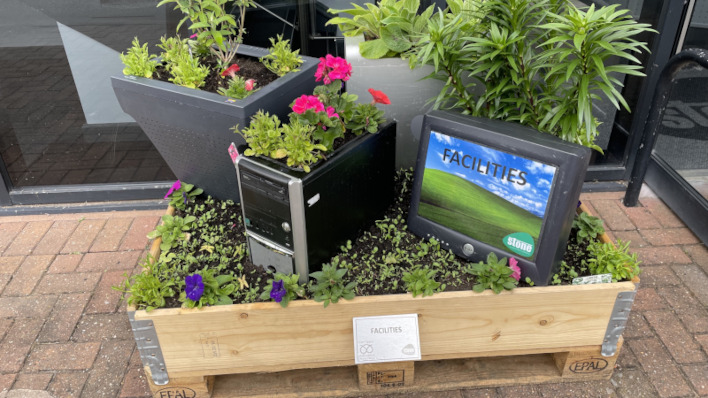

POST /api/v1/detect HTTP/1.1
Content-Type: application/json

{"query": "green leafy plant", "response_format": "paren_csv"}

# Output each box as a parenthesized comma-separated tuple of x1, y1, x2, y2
(585, 239, 641, 282)
(308, 263, 357, 307)
(114, 255, 177, 311)
(259, 273, 306, 308)
(165, 180, 204, 211)
(218, 75, 257, 99)
(157, 36, 190, 70)
(259, 35, 304, 77)
(401, 268, 441, 297)
(573, 211, 605, 243)
(147, 214, 196, 252)
(180, 268, 238, 308)
(168, 52, 210, 89)
(327, 0, 435, 59)
(551, 260, 587, 285)
(156, 0, 255, 67)
(120, 37, 158, 78)
(468, 253, 519, 294)
(409, 0, 655, 151)
(235, 55, 390, 171)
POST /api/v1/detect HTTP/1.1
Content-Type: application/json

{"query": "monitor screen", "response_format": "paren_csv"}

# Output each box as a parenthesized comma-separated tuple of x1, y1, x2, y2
(408, 111, 591, 285)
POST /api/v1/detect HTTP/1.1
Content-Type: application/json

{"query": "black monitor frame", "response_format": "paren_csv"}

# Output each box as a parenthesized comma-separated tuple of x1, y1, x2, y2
(408, 111, 591, 286)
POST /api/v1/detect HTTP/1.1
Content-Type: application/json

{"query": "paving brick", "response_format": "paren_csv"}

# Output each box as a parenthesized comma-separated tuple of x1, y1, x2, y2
(612, 230, 649, 248)
(633, 246, 693, 265)
(0, 374, 16, 393)
(628, 338, 693, 398)
(119, 367, 151, 398)
(81, 339, 134, 398)
(2, 255, 53, 296)
(657, 286, 708, 334)
(0, 319, 12, 342)
(623, 311, 654, 339)
(3, 221, 52, 256)
(622, 206, 663, 230)
(47, 372, 89, 398)
(0, 343, 31, 373)
(683, 244, 708, 273)
(47, 254, 82, 273)
(0, 274, 10, 296)
(33, 272, 101, 295)
(38, 293, 90, 343)
(639, 228, 700, 246)
(637, 266, 681, 287)
(119, 216, 160, 251)
(85, 271, 127, 314)
(61, 219, 106, 254)
(590, 200, 636, 231)
(640, 198, 686, 228)
(643, 310, 706, 363)
(632, 288, 668, 311)
(4, 318, 44, 345)
(90, 218, 133, 253)
(407, 391, 463, 398)
(612, 368, 661, 398)
(538, 380, 617, 397)
(12, 373, 53, 390)
(617, 343, 641, 370)
(682, 364, 708, 396)
(32, 221, 78, 255)
(0, 296, 57, 318)
(72, 313, 133, 342)
(672, 265, 708, 307)
(77, 251, 141, 272)
(498, 385, 541, 397)
(580, 191, 625, 201)
(0, 257, 23, 274)
(25, 342, 100, 371)
(461, 388, 499, 397)
(0, 222, 26, 255)
(127, 347, 142, 368)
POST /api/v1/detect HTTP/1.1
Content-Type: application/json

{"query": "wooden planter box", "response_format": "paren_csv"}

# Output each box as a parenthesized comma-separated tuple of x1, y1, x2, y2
(129, 204, 637, 397)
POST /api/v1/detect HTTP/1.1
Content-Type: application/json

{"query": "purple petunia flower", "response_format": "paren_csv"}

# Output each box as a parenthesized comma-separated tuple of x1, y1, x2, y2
(270, 279, 286, 303)
(185, 274, 204, 301)
(164, 180, 181, 199)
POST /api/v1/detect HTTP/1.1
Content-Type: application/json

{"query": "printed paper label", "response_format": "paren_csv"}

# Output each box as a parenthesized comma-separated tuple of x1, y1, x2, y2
(353, 314, 421, 364)
(572, 274, 612, 285)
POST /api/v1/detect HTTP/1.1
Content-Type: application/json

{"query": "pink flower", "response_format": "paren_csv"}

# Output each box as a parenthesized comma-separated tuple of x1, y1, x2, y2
(245, 79, 255, 91)
(509, 258, 521, 281)
(221, 64, 240, 79)
(292, 95, 325, 114)
(368, 88, 391, 105)
(314, 55, 352, 84)
(164, 180, 181, 199)
(189, 33, 198, 39)
(325, 106, 339, 119)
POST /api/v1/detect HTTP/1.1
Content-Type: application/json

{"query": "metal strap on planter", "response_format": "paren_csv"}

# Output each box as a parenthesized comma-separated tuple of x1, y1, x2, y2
(601, 285, 638, 357)
(128, 311, 169, 385)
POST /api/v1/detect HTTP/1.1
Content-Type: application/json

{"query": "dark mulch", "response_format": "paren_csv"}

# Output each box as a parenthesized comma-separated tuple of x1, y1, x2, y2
(153, 54, 279, 94)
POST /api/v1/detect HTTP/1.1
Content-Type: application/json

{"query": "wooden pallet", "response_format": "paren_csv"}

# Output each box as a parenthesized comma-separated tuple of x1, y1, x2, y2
(145, 338, 623, 398)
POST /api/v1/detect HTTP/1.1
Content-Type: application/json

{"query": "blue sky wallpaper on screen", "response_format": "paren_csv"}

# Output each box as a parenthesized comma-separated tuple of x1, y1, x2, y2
(425, 131, 557, 218)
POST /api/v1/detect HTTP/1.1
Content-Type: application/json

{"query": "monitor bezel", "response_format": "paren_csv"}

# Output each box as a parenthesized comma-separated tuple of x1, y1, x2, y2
(408, 111, 591, 285)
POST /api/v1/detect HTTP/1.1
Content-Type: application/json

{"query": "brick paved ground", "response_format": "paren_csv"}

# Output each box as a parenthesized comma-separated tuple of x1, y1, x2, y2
(0, 187, 706, 397)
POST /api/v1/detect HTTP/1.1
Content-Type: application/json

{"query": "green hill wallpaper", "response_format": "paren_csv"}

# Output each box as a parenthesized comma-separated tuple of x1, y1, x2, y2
(419, 168, 543, 256)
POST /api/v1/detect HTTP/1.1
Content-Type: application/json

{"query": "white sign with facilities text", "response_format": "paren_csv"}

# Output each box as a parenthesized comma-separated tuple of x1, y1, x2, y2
(353, 314, 421, 364)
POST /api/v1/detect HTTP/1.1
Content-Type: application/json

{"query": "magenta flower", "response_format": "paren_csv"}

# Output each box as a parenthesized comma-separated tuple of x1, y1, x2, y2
(189, 33, 198, 39)
(270, 279, 286, 303)
(325, 106, 339, 119)
(221, 64, 240, 79)
(292, 95, 325, 114)
(509, 258, 521, 281)
(314, 55, 352, 84)
(245, 79, 255, 91)
(164, 180, 181, 199)
(185, 274, 204, 301)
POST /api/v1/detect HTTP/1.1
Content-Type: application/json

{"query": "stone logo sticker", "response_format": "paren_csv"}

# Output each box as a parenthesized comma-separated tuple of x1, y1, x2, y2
(503, 232, 535, 257)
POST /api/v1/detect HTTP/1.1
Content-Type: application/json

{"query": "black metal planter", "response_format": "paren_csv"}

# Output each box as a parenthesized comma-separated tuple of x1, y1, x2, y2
(111, 44, 319, 202)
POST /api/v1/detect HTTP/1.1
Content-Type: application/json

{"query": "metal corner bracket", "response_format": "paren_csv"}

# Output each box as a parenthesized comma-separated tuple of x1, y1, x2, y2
(601, 284, 639, 357)
(128, 311, 169, 385)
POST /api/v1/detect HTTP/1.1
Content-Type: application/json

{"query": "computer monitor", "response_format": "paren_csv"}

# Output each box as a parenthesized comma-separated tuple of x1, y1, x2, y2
(408, 111, 591, 285)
